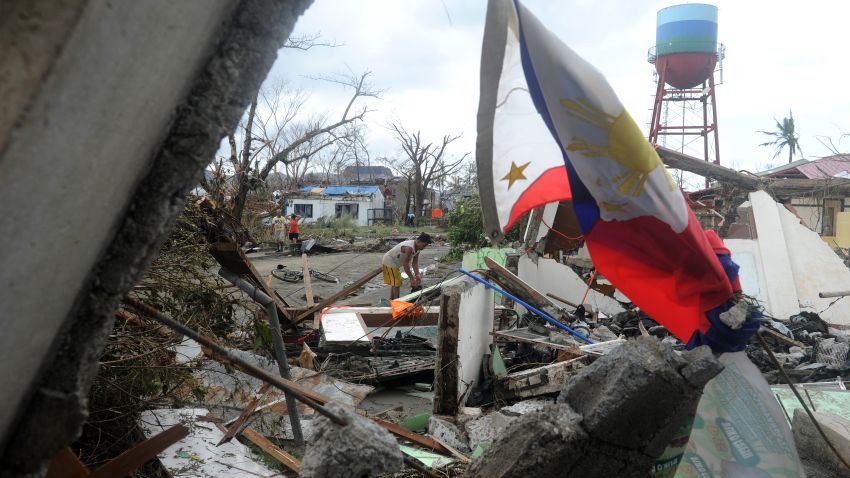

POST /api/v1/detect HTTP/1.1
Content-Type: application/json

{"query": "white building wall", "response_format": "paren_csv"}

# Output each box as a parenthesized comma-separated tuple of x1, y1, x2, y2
(289, 191, 384, 226)
(455, 280, 495, 404)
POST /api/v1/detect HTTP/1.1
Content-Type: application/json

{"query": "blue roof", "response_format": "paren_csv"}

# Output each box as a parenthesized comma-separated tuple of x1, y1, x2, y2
(299, 185, 381, 196)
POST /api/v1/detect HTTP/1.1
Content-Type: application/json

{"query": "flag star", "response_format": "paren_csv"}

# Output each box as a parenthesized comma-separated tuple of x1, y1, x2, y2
(501, 161, 531, 189)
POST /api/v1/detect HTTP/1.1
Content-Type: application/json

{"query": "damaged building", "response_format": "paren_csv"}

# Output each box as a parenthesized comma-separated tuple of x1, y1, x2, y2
(3, 1, 850, 478)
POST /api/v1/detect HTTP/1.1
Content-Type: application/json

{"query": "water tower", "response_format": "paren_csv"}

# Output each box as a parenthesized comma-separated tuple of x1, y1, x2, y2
(648, 3, 724, 168)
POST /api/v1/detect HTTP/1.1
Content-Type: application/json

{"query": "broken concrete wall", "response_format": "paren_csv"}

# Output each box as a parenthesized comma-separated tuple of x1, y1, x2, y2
(457, 280, 495, 403)
(749, 191, 801, 319)
(726, 191, 850, 326)
(0, 0, 312, 473)
(779, 203, 850, 325)
(724, 238, 769, 308)
(517, 255, 625, 317)
(434, 277, 494, 415)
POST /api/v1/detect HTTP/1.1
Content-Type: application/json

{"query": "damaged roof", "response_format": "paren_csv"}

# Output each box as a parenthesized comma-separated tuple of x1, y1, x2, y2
(758, 154, 850, 179)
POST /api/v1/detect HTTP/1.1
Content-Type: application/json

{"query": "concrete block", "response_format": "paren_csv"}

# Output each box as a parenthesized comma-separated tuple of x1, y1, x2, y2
(464, 411, 518, 451)
(428, 415, 470, 452)
(558, 337, 723, 457)
(793, 408, 850, 478)
(468, 404, 656, 478)
(499, 398, 552, 416)
(300, 402, 403, 478)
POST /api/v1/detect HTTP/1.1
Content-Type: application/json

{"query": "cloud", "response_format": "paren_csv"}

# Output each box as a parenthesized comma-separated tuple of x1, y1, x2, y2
(249, 0, 850, 182)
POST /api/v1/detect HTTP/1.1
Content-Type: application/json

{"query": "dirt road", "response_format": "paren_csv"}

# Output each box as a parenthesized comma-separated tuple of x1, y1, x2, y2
(247, 245, 456, 307)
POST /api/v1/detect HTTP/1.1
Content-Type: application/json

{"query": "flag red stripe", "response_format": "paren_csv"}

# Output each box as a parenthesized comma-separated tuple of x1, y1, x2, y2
(583, 209, 732, 342)
(505, 166, 571, 231)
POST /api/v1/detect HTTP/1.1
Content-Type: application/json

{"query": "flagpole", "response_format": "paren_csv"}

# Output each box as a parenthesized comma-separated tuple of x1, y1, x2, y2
(458, 269, 594, 344)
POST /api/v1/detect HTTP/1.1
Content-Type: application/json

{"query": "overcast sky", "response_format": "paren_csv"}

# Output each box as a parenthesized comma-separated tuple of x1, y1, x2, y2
(257, 0, 850, 180)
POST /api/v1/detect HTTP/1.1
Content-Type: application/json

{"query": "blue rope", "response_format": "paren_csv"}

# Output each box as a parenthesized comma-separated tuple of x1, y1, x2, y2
(458, 268, 594, 344)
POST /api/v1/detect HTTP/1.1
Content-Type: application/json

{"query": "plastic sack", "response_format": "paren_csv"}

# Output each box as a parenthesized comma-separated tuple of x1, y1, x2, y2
(654, 352, 804, 478)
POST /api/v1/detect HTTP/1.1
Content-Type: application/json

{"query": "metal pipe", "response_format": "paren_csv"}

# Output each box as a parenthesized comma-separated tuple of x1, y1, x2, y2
(218, 268, 304, 445)
(123, 297, 346, 426)
(458, 269, 594, 344)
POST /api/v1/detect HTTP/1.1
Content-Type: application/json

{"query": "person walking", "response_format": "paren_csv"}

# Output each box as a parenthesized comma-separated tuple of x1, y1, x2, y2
(271, 209, 287, 252)
(381, 233, 432, 300)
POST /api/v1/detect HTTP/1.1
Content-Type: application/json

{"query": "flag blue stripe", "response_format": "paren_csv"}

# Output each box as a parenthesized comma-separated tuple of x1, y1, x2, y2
(513, 0, 599, 234)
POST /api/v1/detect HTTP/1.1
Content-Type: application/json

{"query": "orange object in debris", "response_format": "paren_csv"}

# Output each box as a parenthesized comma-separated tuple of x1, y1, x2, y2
(391, 299, 424, 320)
(431, 208, 444, 218)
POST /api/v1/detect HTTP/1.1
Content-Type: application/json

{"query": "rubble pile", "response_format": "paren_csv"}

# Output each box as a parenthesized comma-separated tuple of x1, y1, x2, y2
(468, 337, 723, 478)
(749, 311, 850, 383)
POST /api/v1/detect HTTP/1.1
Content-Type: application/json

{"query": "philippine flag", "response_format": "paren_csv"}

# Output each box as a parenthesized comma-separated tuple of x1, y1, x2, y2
(476, 0, 734, 343)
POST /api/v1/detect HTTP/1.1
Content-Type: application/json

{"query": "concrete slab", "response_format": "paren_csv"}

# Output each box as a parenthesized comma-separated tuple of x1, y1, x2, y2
(749, 190, 800, 319)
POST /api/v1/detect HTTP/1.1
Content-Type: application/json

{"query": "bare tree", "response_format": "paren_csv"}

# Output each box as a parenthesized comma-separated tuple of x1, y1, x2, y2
(388, 121, 470, 217)
(224, 71, 380, 220)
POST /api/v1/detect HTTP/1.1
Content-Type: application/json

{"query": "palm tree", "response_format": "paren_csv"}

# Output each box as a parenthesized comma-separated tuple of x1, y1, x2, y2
(759, 110, 803, 163)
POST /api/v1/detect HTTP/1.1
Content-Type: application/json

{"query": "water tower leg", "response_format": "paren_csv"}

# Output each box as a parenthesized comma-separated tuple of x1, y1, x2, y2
(709, 74, 720, 165)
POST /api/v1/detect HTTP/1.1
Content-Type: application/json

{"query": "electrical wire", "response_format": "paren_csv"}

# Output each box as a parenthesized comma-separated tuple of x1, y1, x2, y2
(540, 216, 584, 241)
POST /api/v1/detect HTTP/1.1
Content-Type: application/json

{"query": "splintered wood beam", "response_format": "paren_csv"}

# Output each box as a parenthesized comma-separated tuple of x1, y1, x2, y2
(218, 383, 271, 445)
(242, 428, 301, 473)
(87, 425, 189, 478)
(294, 267, 382, 324)
(484, 257, 563, 319)
(369, 417, 453, 456)
(45, 448, 89, 478)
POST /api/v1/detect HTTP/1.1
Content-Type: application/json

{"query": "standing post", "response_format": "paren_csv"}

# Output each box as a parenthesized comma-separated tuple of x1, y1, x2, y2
(218, 268, 304, 445)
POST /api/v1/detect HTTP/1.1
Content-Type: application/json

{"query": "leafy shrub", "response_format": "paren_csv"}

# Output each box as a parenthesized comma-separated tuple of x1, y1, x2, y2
(444, 194, 522, 261)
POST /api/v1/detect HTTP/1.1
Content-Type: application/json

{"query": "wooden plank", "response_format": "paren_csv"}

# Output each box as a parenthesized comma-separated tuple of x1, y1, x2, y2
(433, 291, 460, 416)
(218, 383, 271, 445)
(760, 326, 806, 349)
(46, 448, 90, 478)
(302, 253, 315, 306)
(429, 436, 471, 463)
(484, 257, 566, 321)
(369, 417, 452, 456)
(294, 267, 382, 323)
(87, 425, 189, 478)
(242, 428, 301, 473)
(209, 242, 293, 326)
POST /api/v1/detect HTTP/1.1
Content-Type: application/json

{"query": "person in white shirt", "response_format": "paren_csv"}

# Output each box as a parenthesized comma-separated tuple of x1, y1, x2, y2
(381, 233, 432, 300)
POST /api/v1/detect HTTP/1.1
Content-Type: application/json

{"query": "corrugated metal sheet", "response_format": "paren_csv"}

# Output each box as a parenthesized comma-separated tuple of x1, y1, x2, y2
(796, 155, 850, 179)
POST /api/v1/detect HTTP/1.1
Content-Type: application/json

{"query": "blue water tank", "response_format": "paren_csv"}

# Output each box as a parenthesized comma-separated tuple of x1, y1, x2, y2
(653, 4, 719, 88)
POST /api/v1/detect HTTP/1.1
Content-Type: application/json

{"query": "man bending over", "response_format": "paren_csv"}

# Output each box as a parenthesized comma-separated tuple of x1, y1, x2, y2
(381, 233, 432, 300)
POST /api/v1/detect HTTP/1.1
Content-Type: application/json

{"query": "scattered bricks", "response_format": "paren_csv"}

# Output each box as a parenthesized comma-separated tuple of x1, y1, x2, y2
(300, 403, 403, 478)
(428, 416, 470, 452)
